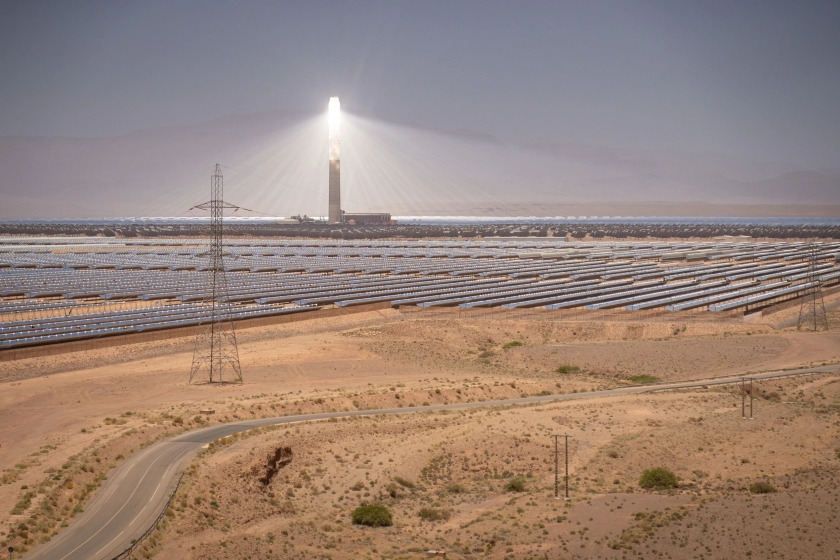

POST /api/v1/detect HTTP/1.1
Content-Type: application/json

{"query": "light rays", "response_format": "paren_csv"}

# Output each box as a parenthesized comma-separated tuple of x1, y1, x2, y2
(113, 108, 667, 219)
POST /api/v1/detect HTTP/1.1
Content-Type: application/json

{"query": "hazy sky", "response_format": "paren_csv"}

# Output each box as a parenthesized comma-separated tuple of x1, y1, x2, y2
(1, 1, 839, 167)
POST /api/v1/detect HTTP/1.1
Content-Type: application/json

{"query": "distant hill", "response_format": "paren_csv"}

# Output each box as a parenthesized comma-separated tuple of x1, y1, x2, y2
(0, 110, 837, 219)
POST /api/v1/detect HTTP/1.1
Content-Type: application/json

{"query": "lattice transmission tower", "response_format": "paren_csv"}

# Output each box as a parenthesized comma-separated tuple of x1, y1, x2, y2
(797, 242, 828, 331)
(189, 164, 243, 384)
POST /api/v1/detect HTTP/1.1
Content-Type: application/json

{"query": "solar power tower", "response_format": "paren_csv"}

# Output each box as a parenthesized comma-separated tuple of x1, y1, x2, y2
(189, 164, 243, 384)
(797, 242, 829, 331)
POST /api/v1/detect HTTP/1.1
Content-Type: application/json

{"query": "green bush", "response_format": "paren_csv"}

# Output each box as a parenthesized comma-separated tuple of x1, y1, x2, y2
(502, 341, 524, 349)
(351, 504, 393, 527)
(446, 482, 465, 494)
(749, 481, 777, 494)
(418, 507, 451, 521)
(628, 375, 661, 384)
(556, 365, 580, 374)
(639, 468, 678, 490)
(505, 475, 526, 492)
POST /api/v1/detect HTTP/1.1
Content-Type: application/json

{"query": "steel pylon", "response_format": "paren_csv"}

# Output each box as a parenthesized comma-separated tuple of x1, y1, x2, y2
(189, 164, 243, 384)
(797, 242, 829, 331)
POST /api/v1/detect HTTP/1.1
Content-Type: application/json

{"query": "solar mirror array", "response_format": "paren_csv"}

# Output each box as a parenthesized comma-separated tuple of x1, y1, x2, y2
(1, 237, 838, 350)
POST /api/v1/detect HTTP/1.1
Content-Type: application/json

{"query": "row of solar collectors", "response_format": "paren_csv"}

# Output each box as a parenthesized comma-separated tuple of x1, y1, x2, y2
(0, 304, 314, 349)
(7, 239, 833, 269)
(2, 274, 831, 350)
(414, 268, 839, 312)
(0, 242, 832, 295)
(5, 247, 830, 276)
(0, 245, 774, 264)
(1, 247, 547, 263)
(2, 258, 834, 307)
(2, 237, 754, 250)
(285, 275, 773, 310)
(428, 279, 675, 309)
(639, 269, 840, 311)
(0, 301, 303, 336)
(0, 299, 80, 313)
(2, 270, 404, 300)
(0, 239, 814, 263)
(0, 248, 651, 271)
(0, 252, 605, 273)
(2, 279, 834, 342)
(0, 269, 514, 300)
(2, 269, 514, 304)
(0, 260, 671, 304)
(1, 258, 649, 294)
(0, 246, 820, 279)
(0, 250, 831, 294)
(4, 243, 807, 285)
(0, 242, 786, 263)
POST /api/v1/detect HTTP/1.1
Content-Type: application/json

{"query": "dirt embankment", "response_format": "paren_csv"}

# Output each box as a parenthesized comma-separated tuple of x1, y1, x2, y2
(143, 374, 840, 560)
(2, 315, 839, 559)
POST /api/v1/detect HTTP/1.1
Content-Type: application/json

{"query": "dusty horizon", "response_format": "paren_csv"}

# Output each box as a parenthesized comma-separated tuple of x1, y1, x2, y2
(2, 107, 839, 220)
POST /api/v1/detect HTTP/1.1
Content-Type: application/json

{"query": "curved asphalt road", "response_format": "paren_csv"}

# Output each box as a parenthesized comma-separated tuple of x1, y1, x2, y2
(27, 363, 839, 559)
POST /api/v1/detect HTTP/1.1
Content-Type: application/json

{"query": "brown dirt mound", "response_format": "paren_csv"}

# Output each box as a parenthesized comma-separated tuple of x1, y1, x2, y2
(244, 446, 293, 487)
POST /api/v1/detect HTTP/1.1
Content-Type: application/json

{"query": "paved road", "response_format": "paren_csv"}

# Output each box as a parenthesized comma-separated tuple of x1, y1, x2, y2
(27, 363, 839, 559)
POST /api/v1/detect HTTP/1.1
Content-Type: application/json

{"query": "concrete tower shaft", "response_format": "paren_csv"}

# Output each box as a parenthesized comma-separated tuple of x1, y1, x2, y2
(328, 96, 341, 224)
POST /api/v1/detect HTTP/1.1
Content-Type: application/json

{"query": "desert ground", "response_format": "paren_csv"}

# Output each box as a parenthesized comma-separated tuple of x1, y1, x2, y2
(1, 301, 839, 559)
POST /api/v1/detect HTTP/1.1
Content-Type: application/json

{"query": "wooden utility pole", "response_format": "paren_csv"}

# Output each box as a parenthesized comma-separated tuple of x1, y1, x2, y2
(741, 378, 746, 419)
(564, 434, 570, 501)
(552, 434, 560, 499)
(551, 435, 571, 500)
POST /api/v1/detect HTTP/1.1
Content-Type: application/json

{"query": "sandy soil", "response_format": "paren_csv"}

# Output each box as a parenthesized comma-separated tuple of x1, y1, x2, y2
(148, 375, 840, 560)
(1, 310, 839, 558)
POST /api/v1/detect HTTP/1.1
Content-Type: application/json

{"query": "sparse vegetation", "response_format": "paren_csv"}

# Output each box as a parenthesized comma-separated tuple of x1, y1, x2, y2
(556, 365, 580, 374)
(418, 507, 451, 521)
(749, 481, 778, 494)
(502, 341, 524, 349)
(351, 504, 393, 527)
(394, 476, 415, 489)
(639, 467, 678, 489)
(628, 375, 661, 384)
(505, 475, 526, 492)
(10, 491, 34, 515)
(612, 510, 683, 549)
(446, 482, 465, 493)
